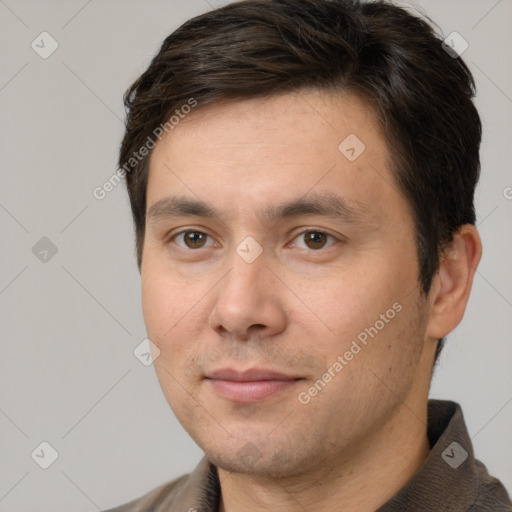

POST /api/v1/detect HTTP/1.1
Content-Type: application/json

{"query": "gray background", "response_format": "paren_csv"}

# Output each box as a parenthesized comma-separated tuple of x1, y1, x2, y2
(0, 0, 510, 510)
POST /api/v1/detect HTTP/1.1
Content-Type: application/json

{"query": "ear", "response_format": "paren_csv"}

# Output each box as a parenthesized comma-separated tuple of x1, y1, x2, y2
(425, 224, 482, 339)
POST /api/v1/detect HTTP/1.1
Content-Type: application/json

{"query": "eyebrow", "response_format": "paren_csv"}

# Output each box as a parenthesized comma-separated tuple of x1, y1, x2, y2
(146, 193, 371, 227)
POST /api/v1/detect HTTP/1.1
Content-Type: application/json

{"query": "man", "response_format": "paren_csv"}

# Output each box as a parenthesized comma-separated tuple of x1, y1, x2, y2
(106, 0, 511, 510)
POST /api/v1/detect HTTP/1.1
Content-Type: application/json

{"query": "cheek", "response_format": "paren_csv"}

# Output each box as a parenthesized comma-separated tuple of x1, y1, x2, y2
(142, 258, 192, 333)
(298, 258, 417, 371)
(141, 266, 208, 368)
(141, 271, 171, 342)
(308, 268, 400, 336)
(142, 271, 204, 410)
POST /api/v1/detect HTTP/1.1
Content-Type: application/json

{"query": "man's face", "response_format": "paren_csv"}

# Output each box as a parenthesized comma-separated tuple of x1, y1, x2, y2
(141, 90, 431, 478)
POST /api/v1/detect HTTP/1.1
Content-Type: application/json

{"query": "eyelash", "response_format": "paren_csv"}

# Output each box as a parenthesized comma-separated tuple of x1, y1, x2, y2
(168, 229, 340, 252)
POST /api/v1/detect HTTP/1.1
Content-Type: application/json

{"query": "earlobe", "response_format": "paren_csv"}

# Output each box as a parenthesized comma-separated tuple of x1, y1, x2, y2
(425, 225, 482, 339)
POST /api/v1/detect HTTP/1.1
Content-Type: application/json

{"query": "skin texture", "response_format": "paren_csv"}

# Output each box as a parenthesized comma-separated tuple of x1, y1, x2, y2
(141, 89, 482, 511)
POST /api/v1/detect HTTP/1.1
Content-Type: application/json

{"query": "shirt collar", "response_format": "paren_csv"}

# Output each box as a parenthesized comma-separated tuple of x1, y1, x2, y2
(377, 399, 479, 511)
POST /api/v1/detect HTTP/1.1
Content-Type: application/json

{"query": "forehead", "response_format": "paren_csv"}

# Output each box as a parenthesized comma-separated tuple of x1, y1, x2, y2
(146, 89, 406, 226)
(155, 89, 381, 151)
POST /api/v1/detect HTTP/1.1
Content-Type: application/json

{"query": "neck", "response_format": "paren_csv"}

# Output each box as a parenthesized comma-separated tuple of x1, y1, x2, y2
(218, 401, 431, 512)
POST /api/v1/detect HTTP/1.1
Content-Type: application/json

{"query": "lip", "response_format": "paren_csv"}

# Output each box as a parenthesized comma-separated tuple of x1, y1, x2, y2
(207, 368, 298, 381)
(205, 368, 303, 403)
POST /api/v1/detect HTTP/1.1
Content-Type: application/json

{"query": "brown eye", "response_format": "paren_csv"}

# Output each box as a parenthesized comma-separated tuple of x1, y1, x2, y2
(184, 231, 206, 248)
(303, 231, 329, 250)
(175, 231, 211, 249)
(290, 230, 338, 251)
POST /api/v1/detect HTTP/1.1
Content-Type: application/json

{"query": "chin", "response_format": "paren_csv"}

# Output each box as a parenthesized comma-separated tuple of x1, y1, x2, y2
(203, 439, 314, 478)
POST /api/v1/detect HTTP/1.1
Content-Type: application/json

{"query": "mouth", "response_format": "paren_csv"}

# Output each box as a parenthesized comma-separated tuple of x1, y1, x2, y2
(205, 368, 304, 403)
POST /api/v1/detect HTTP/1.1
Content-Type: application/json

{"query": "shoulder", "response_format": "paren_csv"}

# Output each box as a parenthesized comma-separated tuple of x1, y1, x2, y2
(101, 456, 217, 512)
(102, 473, 189, 512)
(467, 459, 512, 512)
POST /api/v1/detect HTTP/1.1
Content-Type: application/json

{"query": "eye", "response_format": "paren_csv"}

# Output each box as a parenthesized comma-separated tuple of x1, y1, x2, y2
(172, 230, 216, 250)
(290, 230, 338, 250)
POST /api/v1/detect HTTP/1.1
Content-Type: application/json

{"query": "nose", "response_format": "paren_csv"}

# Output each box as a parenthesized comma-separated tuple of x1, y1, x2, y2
(208, 247, 287, 341)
